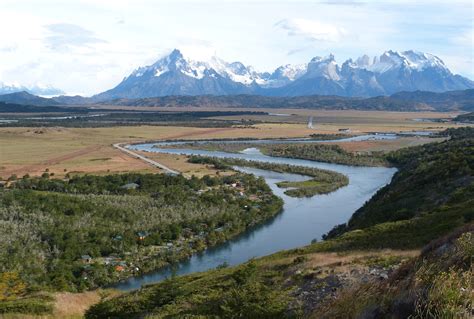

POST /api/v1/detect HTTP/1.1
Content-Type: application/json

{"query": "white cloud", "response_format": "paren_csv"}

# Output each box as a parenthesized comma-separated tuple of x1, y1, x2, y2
(44, 23, 106, 51)
(275, 18, 347, 43)
(452, 29, 474, 47)
(0, 0, 472, 95)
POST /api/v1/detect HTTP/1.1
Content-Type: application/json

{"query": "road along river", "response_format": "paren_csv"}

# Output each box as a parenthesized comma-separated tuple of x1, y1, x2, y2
(112, 139, 396, 291)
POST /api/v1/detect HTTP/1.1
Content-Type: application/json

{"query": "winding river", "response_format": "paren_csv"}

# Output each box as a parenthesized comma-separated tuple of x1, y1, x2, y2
(113, 137, 397, 291)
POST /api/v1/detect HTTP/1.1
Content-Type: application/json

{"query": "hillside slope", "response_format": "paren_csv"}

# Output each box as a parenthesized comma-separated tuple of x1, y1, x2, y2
(93, 89, 474, 112)
(0, 91, 60, 106)
(325, 127, 473, 239)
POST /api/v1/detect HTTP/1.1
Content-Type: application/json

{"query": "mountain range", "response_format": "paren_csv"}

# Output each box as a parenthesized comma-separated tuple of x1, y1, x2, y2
(94, 49, 473, 100)
(0, 81, 64, 96)
(0, 48, 472, 110)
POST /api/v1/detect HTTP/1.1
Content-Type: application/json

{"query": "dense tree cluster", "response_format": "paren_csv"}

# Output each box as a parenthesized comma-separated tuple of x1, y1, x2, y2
(0, 172, 282, 292)
(264, 143, 388, 167)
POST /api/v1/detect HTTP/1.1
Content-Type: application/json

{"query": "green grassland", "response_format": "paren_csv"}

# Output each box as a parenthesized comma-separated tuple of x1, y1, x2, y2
(276, 179, 346, 197)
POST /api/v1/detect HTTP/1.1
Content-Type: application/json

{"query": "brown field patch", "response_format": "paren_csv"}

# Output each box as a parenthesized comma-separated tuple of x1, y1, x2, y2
(52, 291, 103, 318)
(136, 151, 234, 177)
(328, 136, 447, 153)
(0, 124, 316, 179)
(1, 109, 470, 179)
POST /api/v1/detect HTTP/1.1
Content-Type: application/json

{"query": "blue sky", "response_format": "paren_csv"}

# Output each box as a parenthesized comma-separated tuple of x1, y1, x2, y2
(0, 0, 472, 95)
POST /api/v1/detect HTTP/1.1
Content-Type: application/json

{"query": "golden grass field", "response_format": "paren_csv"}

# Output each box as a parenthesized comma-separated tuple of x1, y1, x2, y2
(0, 110, 468, 179)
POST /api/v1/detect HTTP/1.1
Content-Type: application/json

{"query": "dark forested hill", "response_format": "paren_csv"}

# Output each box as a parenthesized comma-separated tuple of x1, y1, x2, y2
(455, 112, 474, 123)
(325, 127, 474, 240)
(2, 89, 472, 112)
(0, 91, 60, 106)
(95, 89, 474, 111)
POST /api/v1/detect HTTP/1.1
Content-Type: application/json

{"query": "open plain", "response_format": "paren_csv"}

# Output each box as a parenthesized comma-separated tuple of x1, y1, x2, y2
(0, 109, 465, 180)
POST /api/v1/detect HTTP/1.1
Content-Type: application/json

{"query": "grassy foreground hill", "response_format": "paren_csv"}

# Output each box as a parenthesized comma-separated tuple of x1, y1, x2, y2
(86, 127, 473, 318)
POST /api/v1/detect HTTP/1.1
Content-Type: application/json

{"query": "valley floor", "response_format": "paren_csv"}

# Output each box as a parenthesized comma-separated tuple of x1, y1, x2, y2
(0, 109, 462, 180)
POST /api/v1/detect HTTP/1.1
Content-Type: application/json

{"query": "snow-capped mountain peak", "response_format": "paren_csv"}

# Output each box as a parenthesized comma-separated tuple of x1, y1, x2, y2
(130, 49, 267, 85)
(271, 64, 307, 81)
(0, 81, 64, 96)
(367, 50, 448, 74)
(95, 48, 473, 100)
(306, 54, 340, 81)
(355, 55, 372, 68)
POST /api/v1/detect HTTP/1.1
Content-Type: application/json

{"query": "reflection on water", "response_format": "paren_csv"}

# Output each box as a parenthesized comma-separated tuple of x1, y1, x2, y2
(112, 142, 396, 291)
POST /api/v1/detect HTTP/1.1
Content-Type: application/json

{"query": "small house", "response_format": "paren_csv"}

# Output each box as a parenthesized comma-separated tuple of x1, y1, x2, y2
(115, 265, 125, 272)
(81, 255, 92, 263)
(115, 261, 127, 272)
(103, 255, 120, 265)
(165, 171, 178, 176)
(120, 182, 139, 190)
(338, 128, 351, 133)
(137, 231, 149, 241)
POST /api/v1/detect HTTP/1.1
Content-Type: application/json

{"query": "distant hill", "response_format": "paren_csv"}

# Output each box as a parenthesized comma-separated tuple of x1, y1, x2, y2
(52, 94, 94, 105)
(96, 89, 474, 112)
(4, 89, 473, 112)
(455, 112, 474, 123)
(391, 89, 474, 111)
(0, 101, 89, 113)
(0, 91, 60, 106)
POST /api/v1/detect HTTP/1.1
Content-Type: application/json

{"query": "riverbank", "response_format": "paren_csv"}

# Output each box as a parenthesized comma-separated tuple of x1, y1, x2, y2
(188, 155, 349, 198)
(85, 127, 474, 318)
(110, 142, 394, 291)
(0, 171, 283, 316)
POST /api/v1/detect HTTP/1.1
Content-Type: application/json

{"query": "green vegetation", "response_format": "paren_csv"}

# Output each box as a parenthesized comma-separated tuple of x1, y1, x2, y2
(313, 228, 473, 319)
(0, 172, 282, 294)
(276, 178, 346, 198)
(309, 133, 350, 140)
(264, 143, 388, 166)
(86, 127, 473, 318)
(161, 141, 257, 153)
(455, 112, 474, 123)
(325, 127, 474, 239)
(0, 110, 264, 128)
(188, 155, 349, 197)
(171, 139, 388, 167)
(86, 261, 292, 319)
(86, 225, 473, 319)
(81, 89, 474, 112)
(161, 139, 388, 167)
(0, 272, 53, 315)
